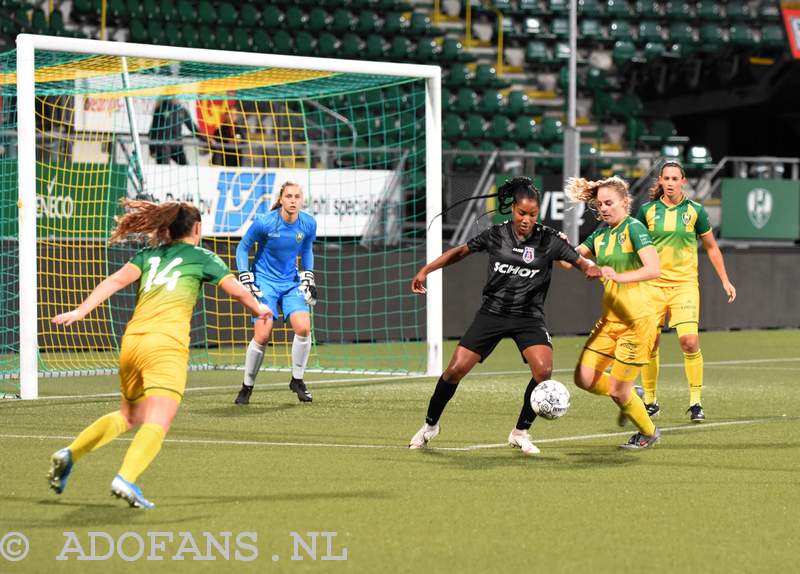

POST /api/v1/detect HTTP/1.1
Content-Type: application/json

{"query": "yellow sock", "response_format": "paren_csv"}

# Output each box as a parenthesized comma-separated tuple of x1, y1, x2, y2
(685, 350, 704, 406)
(588, 372, 610, 396)
(620, 392, 656, 436)
(641, 349, 659, 404)
(68, 411, 128, 462)
(118, 423, 166, 484)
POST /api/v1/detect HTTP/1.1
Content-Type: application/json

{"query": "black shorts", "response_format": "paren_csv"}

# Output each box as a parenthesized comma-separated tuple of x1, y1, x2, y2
(459, 310, 552, 363)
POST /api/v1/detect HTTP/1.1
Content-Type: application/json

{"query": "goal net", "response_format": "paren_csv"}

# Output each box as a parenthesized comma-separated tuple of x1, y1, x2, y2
(2, 36, 442, 399)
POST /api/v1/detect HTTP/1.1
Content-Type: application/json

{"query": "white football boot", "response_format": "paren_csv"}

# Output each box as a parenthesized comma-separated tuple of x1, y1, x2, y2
(508, 429, 541, 455)
(408, 423, 440, 449)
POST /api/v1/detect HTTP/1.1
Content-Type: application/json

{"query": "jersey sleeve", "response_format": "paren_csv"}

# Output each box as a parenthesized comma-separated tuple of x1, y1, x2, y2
(580, 227, 601, 256)
(549, 231, 580, 264)
(466, 228, 492, 253)
(694, 203, 712, 235)
(235, 217, 263, 272)
(634, 203, 648, 226)
(202, 249, 233, 285)
(300, 216, 316, 271)
(128, 247, 148, 271)
(630, 220, 654, 251)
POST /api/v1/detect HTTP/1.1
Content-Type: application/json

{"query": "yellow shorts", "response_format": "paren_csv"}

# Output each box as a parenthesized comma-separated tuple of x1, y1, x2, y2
(580, 315, 659, 383)
(652, 283, 700, 336)
(119, 333, 188, 404)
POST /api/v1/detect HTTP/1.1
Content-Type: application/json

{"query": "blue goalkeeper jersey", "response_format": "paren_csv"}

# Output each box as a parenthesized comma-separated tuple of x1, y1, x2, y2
(236, 210, 316, 289)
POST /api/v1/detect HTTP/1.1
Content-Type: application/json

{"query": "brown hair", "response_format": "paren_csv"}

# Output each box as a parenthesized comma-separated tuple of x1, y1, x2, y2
(110, 199, 201, 246)
(564, 176, 630, 219)
(271, 181, 302, 211)
(648, 160, 686, 201)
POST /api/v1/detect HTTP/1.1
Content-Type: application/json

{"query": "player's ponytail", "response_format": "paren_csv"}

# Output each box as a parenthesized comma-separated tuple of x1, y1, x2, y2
(271, 181, 301, 211)
(565, 176, 630, 220)
(110, 199, 201, 245)
(649, 160, 686, 200)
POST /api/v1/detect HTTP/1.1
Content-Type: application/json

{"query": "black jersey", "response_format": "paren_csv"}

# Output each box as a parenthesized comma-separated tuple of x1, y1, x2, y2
(466, 222, 580, 318)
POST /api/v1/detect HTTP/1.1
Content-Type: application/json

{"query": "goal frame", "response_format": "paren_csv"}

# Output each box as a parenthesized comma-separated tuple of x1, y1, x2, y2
(15, 34, 443, 399)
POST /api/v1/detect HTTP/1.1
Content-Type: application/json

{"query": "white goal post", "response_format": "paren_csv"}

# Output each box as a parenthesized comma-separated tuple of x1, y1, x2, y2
(15, 34, 443, 399)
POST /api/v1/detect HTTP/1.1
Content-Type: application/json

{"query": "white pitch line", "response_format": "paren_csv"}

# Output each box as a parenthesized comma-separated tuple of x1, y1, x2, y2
(11, 355, 800, 402)
(1, 415, 792, 452)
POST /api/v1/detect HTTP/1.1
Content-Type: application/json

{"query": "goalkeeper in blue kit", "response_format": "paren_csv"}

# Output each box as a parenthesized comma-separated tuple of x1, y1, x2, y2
(234, 181, 318, 405)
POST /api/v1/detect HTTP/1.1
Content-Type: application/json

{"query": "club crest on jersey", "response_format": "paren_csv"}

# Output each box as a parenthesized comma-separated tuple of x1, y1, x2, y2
(682, 212, 692, 225)
(618, 233, 627, 245)
(295, 232, 304, 243)
(522, 247, 535, 263)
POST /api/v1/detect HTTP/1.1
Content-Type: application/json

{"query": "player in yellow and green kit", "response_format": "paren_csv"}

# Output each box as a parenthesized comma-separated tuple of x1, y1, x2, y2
(635, 161, 736, 422)
(47, 200, 271, 508)
(564, 176, 662, 449)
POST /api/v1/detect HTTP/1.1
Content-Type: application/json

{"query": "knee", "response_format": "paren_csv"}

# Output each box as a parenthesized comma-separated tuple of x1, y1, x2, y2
(443, 365, 468, 384)
(294, 327, 311, 338)
(532, 366, 552, 383)
(573, 367, 592, 390)
(680, 336, 699, 354)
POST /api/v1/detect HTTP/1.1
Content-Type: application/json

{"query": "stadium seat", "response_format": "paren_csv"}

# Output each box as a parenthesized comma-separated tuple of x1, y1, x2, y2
(272, 30, 294, 54)
(252, 28, 273, 52)
(585, 66, 609, 90)
(685, 145, 713, 169)
(578, 0, 604, 17)
(441, 38, 476, 62)
(239, 3, 259, 27)
(339, 33, 363, 58)
(695, 0, 723, 20)
(612, 40, 637, 66)
(218, 2, 238, 26)
(308, 8, 332, 33)
(197, 1, 216, 24)
(580, 19, 605, 42)
(129, 19, 147, 43)
(643, 41, 666, 61)
(552, 18, 569, 39)
(450, 88, 479, 114)
(505, 91, 530, 116)
(539, 116, 563, 143)
(162, 22, 181, 46)
(726, 0, 752, 20)
(605, 0, 633, 18)
(365, 35, 386, 60)
(126, 0, 143, 20)
(159, 0, 178, 22)
(356, 10, 379, 34)
(554, 42, 571, 61)
(388, 36, 412, 61)
(446, 63, 472, 87)
(549, 0, 569, 14)
(443, 113, 464, 139)
(729, 25, 757, 48)
(608, 20, 633, 42)
(147, 20, 165, 44)
(294, 31, 316, 56)
(522, 17, 546, 37)
(454, 140, 481, 170)
(408, 12, 442, 36)
(699, 23, 725, 52)
(285, 6, 308, 29)
(197, 25, 216, 49)
(383, 12, 408, 36)
(464, 113, 486, 139)
(591, 90, 615, 119)
(616, 92, 643, 118)
(487, 115, 513, 140)
(760, 25, 786, 49)
(525, 41, 550, 64)
(474, 64, 510, 88)
(519, 0, 545, 14)
(513, 116, 539, 141)
(262, 5, 285, 29)
(233, 28, 251, 51)
(330, 9, 352, 34)
(638, 21, 663, 44)
(667, 22, 696, 48)
(634, 0, 660, 19)
(217, 27, 236, 51)
(661, 144, 682, 161)
(49, 9, 66, 35)
(415, 38, 441, 62)
(759, 2, 782, 22)
(664, 0, 692, 19)
(478, 89, 504, 115)
(493, 0, 515, 12)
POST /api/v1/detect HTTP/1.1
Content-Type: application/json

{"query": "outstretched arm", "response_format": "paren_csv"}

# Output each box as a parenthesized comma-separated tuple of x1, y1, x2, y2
(411, 244, 472, 294)
(218, 275, 273, 319)
(52, 263, 142, 326)
(700, 232, 736, 303)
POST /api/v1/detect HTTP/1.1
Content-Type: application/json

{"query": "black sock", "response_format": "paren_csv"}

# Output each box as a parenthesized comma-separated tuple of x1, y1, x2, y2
(516, 377, 540, 430)
(425, 376, 459, 425)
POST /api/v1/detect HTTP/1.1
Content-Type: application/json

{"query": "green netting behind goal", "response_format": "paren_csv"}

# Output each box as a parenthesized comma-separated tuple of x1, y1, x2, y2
(0, 48, 432, 391)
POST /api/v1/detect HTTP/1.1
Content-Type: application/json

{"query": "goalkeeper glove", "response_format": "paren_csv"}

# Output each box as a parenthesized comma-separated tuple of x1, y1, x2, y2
(299, 270, 317, 306)
(238, 271, 263, 299)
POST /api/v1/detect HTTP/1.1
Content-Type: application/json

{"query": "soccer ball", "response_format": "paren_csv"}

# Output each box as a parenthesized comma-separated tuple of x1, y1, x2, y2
(530, 379, 570, 420)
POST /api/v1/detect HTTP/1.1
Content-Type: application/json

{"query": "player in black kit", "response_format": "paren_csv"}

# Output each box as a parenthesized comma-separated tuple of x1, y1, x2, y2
(408, 177, 601, 454)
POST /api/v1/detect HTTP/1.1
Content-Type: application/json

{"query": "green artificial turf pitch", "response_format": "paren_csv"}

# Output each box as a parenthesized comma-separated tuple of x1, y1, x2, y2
(1, 329, 798, 573)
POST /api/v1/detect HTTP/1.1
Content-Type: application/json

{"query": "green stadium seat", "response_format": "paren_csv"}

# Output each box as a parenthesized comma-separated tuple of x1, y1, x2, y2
(578, 0, 604, 17)
(49, 9, 66, 35)
(449, 88, 477, 114)
(285, 6, 308, 29)
(616, 92, 643, 118)
(525, 141, 546, 155)
(759, 2, 782, 22)
(667, 22, 696, 47)
(233, 28, 251, 51)
(554, 42, 571, 61)
(580, 19, 605, 42)
(591, 90, 615, 118)
(147, 20, 165, 44)
(239, 3, 259, 27)
(388, 36, 413, 61)
(664, 0, 692, 19)
(605, 0, 633, 18)
(464, 113, 486, 139)
(218, 2, 237, 26)
(726, 0, 752, 20)
(487, 115, 513, 140)
(441, 38, 476, 62)
(634, 0, 660, 19)
(580, 142, 599, 169)
(355, 10, 379, 34)
(329, 9, 352, 34)
(197, 25, 216, 49)
(513, 116, 538, 141)
(549, 0, 569, 14)
(262, 5, 285, 29)
(699, 23, 725, 52)
(638, 20, 663, 44)
(541, 142, 563, 171)
(252, 28, 273, 52)
(612, 40, 637, 66)
(338, 33, 362, 58)
(518, 0, 544, 14)
(522, 16, 546, 37)
(760, 25, 786, 49)
(695, 0, 723, 20)
(478, 89, 503, 115)
(539, 116, 563, 143)
(474, 64, 511, 88)
(29, 8, 46, 33)
(216, 27, 235, 51)
(383, 12, 408, 35)
(294, 31, 316, 55)
(272, 30, 294, 54)
(729, 25, 757, 48)
(446, 63, 472, 87)
(365, 35, 386, 60)
(415, 38, 441, 62)
(585, 66, 609, 90)
(164, 22, 182, 46)
(408, 12, 442, 36)
(126, 0, 143, 19)
(493, 0, 514, 12)
(552, 18, 569, 39)
(159, 0, 177, 22)
(505, 91, 530, 116)
(443, 113, 464, 139)
(307, 8, 331, 33)
(129, 19, 147, 43)
(643, 41, 666, 61)
(608, 20, 633, 41)
(197, 1, 216, 24)
(525, 40, 550, 64)
(454, 141, 481, 170)
(316, 32, 339, 57)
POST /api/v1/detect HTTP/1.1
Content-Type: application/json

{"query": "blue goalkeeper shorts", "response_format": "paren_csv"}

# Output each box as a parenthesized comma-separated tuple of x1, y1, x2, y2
(257, 281, 309, 322)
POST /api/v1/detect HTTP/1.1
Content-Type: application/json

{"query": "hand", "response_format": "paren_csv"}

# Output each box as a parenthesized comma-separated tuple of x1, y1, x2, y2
(557, 231, 570, 243)
(584, 264, 603, 280)
(299, 270, 317, 306)
(52, 309, 84, 327)
(256, 303, 273, 320)
(600, 266, 617, 281)
(238, 271, 263, 299)
(411, 270, 427, 294)
(723, 281, 736, 303)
